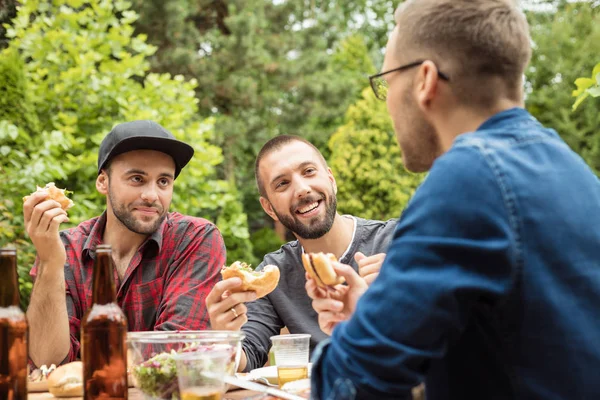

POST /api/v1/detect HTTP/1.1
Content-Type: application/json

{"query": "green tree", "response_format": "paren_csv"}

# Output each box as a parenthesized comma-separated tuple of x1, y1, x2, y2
(329, 88, 424, 221)
(0, 0, 254, 307)
(526, 2, 600, 175)
(131, 0, 398, 227)
(0, 0, 17, 49)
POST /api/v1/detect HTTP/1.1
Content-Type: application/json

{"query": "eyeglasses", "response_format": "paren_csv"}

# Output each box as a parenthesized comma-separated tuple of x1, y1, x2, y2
(369, 60, 450, 101)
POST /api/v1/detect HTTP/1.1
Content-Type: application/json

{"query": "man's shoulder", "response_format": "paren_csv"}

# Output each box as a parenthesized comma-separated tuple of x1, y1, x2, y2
(59, 216, 101, 241)
(162, 212, 223, 252)
(353, 215, 398, 236)
(351, 216, 398, 252)
(166, 212, 218, 232)
(257, 241, 301, 270)
(354, 216, 398, 230)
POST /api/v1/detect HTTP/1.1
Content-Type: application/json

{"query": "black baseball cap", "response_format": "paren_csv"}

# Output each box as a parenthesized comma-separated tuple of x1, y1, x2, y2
(97, 120, 194, 179)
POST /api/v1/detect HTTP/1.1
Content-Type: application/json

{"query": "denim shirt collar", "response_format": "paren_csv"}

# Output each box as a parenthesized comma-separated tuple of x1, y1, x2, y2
(476, 107, 535, 132)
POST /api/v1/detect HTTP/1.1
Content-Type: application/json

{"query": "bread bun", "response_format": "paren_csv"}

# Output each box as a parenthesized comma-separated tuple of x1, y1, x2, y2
(23, 182, 74, 210)
(301, 253, 323, 286)
(301, 252, 344, 288)
(221, 261, 280, 298)
(47, 361, 83, 397)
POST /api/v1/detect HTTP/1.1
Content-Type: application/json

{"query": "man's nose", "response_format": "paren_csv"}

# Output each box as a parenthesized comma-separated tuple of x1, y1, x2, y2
(141, 184, 159, 203)
(294, 179, 311, 198)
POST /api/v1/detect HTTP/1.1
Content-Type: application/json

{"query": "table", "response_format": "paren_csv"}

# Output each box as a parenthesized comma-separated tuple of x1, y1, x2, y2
(28, 388, 260, 399)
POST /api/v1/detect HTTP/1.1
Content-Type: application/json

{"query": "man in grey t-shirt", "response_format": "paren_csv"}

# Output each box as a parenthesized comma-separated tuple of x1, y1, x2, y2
(206, 135, 397, 372)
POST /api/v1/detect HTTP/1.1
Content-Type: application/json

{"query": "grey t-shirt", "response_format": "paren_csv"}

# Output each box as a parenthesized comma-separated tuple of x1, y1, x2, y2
(241, 215, 398, 371)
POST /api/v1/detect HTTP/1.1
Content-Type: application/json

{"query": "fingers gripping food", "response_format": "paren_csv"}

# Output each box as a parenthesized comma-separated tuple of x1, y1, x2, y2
(221, 261, 280, 299)
(301, 252, 345, 288)
(47, 361, 83, 397)
(22, 182, 74, 210)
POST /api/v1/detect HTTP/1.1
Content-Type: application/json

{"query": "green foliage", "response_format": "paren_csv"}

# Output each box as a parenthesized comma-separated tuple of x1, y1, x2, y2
(0, 49, 40, 134)
(1, 0, 253, 307)
(201, 178, 259, 266)
(250, 227, 285, 265)
(526, 2, 600, 175)
(573, 62, 600, 110)
(0, 120, 69, 309)
(0, 0, 17, 49)
(329, 89, 424, 221)
(131, 0, 397, 229)
(0, 48, 70, 308)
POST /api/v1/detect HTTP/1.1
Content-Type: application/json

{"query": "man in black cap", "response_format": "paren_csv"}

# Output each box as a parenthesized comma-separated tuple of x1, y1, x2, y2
(23, 120, 226, 367)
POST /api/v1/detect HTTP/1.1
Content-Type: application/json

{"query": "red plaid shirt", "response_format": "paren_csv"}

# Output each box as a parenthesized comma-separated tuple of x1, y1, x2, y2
(30, 212, 225, 364)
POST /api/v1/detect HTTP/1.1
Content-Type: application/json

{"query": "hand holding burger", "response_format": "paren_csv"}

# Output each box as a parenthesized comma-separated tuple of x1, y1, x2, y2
(301, 252, 345, 287)
(206, 261, 280, 332)
(22, 182, 73, 266)
(304, 255, 367, 335)
(221, 261, 280, 299)
(23, 182, 74, 210)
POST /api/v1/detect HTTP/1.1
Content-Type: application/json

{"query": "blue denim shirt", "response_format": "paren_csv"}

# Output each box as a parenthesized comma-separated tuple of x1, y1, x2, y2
(311, 108, 600, 400)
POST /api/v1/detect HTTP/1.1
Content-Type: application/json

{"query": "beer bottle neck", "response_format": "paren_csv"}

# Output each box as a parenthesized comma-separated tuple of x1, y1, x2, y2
(0, 249, 19, 308)
(92, 250, 117, 305)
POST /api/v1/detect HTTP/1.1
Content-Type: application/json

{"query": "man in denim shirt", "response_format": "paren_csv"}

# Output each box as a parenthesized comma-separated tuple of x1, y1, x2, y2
(307, 1, 600, 399)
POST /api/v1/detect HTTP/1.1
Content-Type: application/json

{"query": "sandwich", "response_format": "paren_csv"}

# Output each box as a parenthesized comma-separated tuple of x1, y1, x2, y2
(301, 252, 345, 288)
(22, 182, 74, 210)
(221, 261, 280, 299)
(47, 361, 83, 397)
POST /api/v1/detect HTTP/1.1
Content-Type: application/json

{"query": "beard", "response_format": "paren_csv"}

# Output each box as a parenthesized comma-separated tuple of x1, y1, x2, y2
(393, 89, 441, 173)
(108, 188, 167, 235)
(272, 191, 337, 240)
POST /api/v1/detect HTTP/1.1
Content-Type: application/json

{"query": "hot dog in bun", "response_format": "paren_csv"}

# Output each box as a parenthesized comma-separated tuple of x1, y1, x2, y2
(23, 182, 74, 210)
(47, 361, 83, 397)
(221, 261, 280, 299)
(301, 252, 345, 288)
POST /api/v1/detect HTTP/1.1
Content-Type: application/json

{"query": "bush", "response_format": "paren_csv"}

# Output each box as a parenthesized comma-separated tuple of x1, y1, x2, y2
(250, 227, 286, 266)
(329, 88, 424, 221)
(1, 0, 253, 308)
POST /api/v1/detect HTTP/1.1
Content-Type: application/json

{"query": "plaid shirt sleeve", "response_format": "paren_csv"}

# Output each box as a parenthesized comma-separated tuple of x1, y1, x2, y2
(64, 288, 81, 363)
(154, 223, 225, 331)
(28, 262, 81, 367)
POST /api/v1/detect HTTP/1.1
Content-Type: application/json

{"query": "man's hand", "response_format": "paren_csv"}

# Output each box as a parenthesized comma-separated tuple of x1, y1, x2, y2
(305, 262, 368, 335)
(23, 190, 69, 266)
(206, 278, 257, 331)
(355, 252, 386, 286)
(24, 190, 71, 366)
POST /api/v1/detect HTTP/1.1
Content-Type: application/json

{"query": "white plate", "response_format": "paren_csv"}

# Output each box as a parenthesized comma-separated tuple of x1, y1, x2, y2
(248, 363, 312, 385)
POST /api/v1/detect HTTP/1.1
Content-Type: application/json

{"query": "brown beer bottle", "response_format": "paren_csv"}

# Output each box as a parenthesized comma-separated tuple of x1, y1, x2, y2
(81, 244, 128, 399)
(0, 248, 28, 400)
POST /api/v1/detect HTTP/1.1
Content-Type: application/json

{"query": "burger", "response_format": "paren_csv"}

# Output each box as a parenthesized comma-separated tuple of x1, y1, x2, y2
(23, 182, 74, 210)
(301, 252, 345, 288)
(47, 361, 83, 397)
(221, 261, 280, 298)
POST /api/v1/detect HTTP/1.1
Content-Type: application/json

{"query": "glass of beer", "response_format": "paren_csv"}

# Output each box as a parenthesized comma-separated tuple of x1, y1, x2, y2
(270, 334, 311, 387)
(174, 349, 232, 400)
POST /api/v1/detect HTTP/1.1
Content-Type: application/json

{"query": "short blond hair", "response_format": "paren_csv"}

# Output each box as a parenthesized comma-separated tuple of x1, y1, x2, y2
(394, 0, 531, 108)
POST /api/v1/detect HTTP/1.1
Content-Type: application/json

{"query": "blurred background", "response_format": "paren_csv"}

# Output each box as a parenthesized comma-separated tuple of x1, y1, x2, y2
(1, 0, 599, 308)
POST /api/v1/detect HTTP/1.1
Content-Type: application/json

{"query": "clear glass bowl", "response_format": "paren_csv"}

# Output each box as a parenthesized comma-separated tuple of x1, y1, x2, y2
(126, 330, 245, 400)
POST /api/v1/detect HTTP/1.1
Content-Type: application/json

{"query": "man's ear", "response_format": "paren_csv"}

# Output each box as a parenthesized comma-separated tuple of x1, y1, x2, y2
(96, 171, 109, 195)
(415, 60, 440, 112)
(327, 167, 337, 195)
(259, 196, 279, 222)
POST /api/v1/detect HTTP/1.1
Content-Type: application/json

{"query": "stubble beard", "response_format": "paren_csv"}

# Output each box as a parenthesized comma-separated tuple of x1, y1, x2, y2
(272, 192, 337, 240)
(396, 91, 441, 173)
(108, 188, 166, 235)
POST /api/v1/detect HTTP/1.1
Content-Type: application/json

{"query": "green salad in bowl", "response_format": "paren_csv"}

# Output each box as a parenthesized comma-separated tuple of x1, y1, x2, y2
(127, 331, 245, 400)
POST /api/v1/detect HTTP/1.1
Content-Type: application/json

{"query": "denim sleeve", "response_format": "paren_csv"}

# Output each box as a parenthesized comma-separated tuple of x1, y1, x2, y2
(311, 146, 518, 400)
